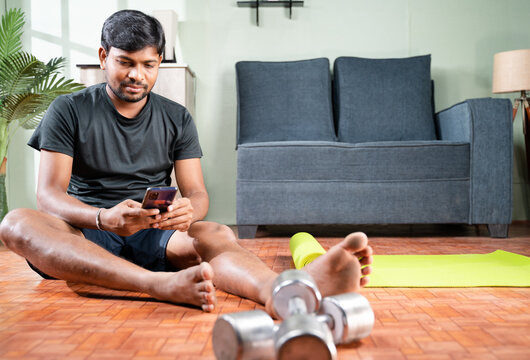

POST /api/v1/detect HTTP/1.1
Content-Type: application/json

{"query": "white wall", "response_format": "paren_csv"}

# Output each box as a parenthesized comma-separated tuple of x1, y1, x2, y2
(6, 0, 530, 224)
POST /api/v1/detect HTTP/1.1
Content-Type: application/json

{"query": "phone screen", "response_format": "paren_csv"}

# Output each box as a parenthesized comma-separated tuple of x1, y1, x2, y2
(141, 187, 178, 212)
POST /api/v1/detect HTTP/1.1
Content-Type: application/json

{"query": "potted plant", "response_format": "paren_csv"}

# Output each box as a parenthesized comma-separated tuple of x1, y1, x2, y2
(0, 8, 84, 220)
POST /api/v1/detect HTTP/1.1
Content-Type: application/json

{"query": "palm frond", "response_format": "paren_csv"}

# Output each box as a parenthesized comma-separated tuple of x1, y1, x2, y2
(43, 57, 67, 74)
(20, 112, 45, 129)
(1, 93, 47, 128)
(25, 74, 85, 128)
(34, 72, 85, 97)
(0, 8, 24, 59)
(0, 8, 85, 137)
(0, 51, 42, 98)
(1, 74, 84, 130)
(31, 57, 67, 88)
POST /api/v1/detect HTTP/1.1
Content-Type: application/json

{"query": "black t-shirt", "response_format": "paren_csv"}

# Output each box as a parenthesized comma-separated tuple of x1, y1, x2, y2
(28, 83, 202, 208)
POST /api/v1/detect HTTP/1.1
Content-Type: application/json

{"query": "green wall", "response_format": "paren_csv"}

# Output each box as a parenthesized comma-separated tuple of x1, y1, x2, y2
(5, 0, 530, 224)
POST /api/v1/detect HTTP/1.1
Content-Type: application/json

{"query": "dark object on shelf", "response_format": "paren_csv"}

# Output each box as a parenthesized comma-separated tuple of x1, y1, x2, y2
(237, 0, 304, 26)
(162, 48, 177, 63)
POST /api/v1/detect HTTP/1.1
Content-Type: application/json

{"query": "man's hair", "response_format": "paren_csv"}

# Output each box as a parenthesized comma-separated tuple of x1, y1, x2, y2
(101, 10, 165, 55)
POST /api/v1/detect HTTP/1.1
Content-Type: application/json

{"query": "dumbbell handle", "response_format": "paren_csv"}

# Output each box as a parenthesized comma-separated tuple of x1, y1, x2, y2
(271, 270, 321, 320)
(286, 293, 374, 346)
(287, 296, 308, 316)
(284, 298, 336, 336)
(316, 313, 335, 330)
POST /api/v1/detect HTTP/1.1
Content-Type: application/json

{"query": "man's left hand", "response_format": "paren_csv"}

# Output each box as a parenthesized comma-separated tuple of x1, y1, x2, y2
(152, 197, 194, 232)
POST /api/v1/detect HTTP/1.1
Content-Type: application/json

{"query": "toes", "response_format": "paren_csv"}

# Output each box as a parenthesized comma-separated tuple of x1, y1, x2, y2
(198, 279, 216, 307)
(359, 252, 373, 266)
(197, 279, 215, 293)
(361, 265, 372, 276)
(341, 232, 369, 252)
(202, 303, 214, 312)
(360, 276, 370, 287)
(355, 244, 373, 259)
(202, 290, 214, 302)
(204, 291, 217, 308)
(184, 264, 217, 312)
(192, 262, 214, 282)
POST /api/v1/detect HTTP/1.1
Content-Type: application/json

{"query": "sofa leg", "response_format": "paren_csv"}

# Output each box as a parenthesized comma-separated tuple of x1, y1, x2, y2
(487, 224, 509, 238)
(237, 225, 258, 239)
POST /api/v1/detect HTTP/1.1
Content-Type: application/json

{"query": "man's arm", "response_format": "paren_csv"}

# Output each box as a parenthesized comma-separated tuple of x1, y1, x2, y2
(155, 158, 209, 232)
(37, 149, 100, 227)
(175, 158, 209, 222)
(37, 149, 160, 235)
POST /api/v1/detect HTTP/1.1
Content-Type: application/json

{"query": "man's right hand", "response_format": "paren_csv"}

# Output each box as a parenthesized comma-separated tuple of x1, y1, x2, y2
(98, 199, 161, 236)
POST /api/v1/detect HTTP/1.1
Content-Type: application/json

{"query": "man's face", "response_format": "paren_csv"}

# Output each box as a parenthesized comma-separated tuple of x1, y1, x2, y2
(99, 46, 162, 103)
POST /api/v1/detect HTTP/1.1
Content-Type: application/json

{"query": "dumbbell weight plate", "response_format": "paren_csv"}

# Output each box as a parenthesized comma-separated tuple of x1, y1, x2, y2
(275, 313, 337, 360)
(272, 269, 322, 320)
(212, 310, 275, 360)
(319, 292, 374, 344)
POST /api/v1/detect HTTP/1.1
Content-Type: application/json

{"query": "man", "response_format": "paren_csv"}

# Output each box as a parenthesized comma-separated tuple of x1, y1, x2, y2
(0, 10, 372, 313)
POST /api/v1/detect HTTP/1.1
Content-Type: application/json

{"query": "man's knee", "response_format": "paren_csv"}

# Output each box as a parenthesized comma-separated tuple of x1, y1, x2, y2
(190, 222, 237, 251)
(0, 208, 38, 250)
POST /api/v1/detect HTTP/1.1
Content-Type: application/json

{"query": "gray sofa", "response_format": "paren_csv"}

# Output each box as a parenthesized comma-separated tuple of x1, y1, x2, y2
(235, 56, 513, 239)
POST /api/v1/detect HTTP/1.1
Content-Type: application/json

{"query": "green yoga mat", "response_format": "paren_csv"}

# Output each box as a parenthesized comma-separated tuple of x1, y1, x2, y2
(365, 250, 530, 287)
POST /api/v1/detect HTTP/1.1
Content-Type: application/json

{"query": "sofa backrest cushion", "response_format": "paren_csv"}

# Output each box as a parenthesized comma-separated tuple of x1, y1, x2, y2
(333, 55, 436, 142)
(236, 58, 336, 145)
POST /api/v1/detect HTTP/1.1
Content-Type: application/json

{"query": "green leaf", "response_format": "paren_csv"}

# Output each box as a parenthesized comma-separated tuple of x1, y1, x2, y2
(0, 9, 85, 139)
(43, 57, 67, 75)
(0, 8, 24, 60)
(34, 73, 85, 97)
(1, 93, 46, 129)
(31, 57, 67, 89)
(0, 51, 42, 98)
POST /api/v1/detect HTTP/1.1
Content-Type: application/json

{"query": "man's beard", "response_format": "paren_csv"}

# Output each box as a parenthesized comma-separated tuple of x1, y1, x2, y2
(108, 80, 149, 103)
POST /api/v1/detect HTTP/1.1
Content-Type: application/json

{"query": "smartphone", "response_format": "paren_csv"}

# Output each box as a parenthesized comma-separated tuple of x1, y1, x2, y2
(141, 186, 178, 212)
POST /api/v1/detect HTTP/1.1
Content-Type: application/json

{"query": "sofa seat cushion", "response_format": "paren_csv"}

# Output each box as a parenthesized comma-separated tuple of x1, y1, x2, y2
(237, 180, 470, 225)
(333, 55, 436, 143)
(236, 58, 336, 144)
(237, 140, 470, 182)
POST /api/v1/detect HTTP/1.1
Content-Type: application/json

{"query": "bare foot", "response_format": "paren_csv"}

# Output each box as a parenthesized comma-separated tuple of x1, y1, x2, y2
(265, 232, 372, 316)
(303, 232, 373, 296)
(148, 262, 217, 312)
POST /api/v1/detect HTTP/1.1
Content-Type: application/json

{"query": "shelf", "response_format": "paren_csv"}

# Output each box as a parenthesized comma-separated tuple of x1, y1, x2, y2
(237, 0, 304, 26)
(237, 1, 304, 7)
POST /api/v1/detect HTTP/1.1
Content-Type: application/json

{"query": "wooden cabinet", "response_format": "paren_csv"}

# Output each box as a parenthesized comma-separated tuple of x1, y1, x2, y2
(77, 64, 196, 117)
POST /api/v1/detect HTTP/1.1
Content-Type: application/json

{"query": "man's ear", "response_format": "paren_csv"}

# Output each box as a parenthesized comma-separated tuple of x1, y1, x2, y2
(98, 47, 108, 70)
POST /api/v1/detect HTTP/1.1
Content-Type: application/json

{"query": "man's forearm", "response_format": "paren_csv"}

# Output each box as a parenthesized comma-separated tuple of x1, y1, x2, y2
(37, 189, 99, 229)
(187, 191, 209, 223)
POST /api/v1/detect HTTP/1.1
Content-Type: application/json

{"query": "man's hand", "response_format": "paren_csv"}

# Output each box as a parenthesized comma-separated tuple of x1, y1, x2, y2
(99, 199, 161, 236)
(152, 197, 194, 232)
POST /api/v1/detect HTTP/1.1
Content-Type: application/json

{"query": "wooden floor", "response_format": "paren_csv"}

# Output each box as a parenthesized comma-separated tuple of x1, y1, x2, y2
(1, 223, 529, 359)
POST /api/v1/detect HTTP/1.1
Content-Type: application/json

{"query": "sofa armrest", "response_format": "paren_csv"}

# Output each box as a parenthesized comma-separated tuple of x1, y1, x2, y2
(436, 98, 513, 225)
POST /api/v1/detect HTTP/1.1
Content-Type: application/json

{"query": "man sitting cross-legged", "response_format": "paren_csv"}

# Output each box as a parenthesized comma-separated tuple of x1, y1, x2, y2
(0, 9, 372, 313)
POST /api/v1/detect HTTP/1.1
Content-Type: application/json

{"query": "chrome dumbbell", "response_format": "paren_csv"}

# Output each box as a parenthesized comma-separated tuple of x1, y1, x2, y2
(212, 309, 275, 360)
(273, 275, 375, 358)
(318, 292, 374, 344)
(212, 269, 332, 360)
(273, 271, 374, 346)
(271, 270, 337, 360)
(274, 293, 374, 360)
(212, 270, 374, 360)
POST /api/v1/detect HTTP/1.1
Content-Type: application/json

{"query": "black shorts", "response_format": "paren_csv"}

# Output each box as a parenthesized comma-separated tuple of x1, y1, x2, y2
(27, 228, 176, 279)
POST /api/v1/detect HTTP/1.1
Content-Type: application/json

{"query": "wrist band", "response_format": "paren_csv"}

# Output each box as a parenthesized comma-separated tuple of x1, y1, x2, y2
(96, 208, 103, 231)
